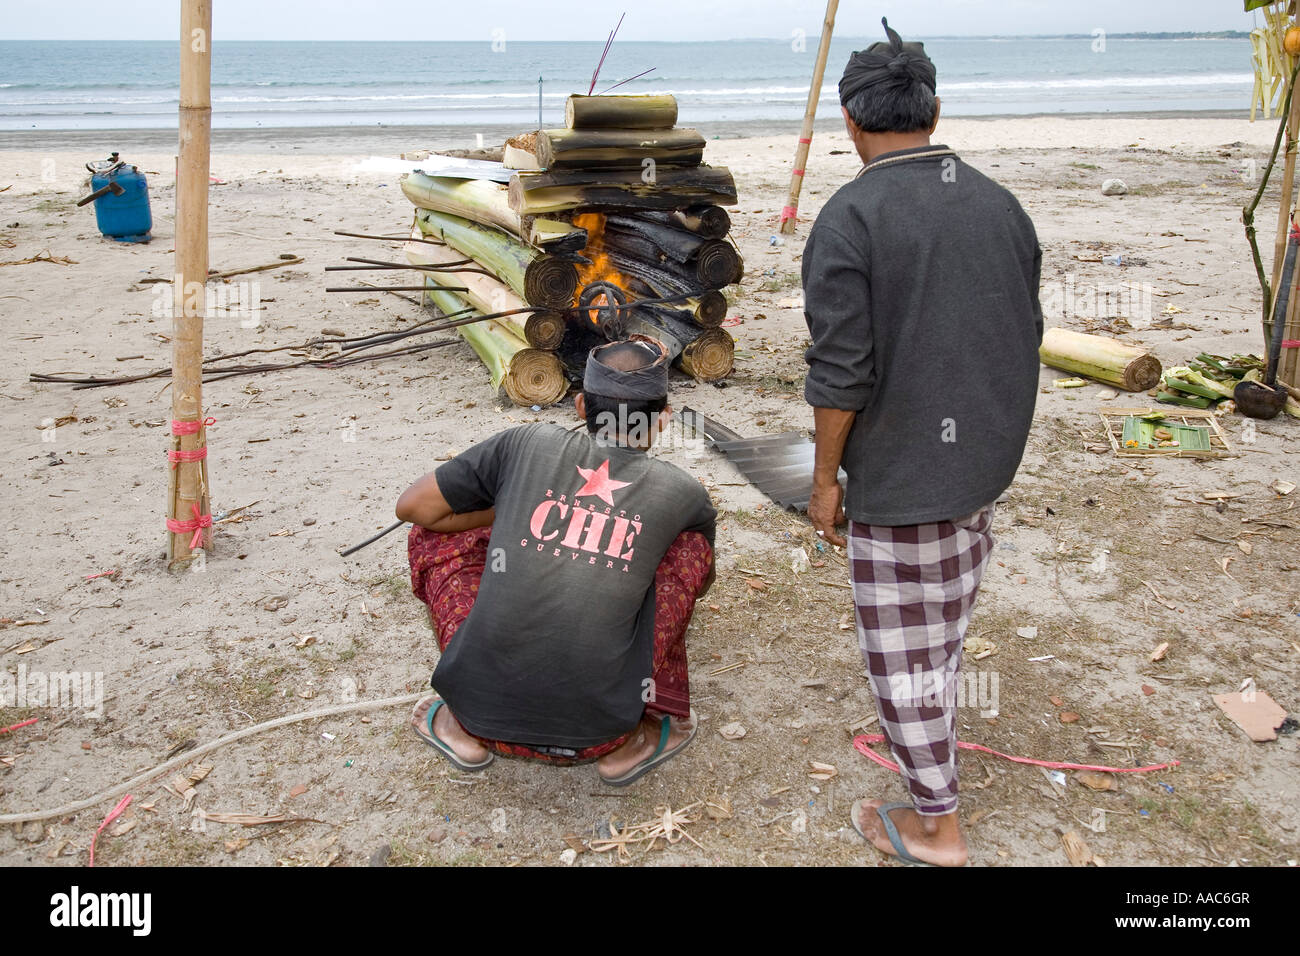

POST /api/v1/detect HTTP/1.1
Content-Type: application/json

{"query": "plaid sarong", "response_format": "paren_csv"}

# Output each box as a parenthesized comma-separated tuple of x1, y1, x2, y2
(848, 504, 996, 815)
(408, 525, 712, 764)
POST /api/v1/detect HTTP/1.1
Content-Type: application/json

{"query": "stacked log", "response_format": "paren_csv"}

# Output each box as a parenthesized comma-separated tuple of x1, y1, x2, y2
(397, 93, 739, 404)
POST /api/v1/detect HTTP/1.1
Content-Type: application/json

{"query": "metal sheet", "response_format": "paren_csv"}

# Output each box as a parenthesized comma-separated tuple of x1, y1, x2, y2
(677, 406, 843, 514)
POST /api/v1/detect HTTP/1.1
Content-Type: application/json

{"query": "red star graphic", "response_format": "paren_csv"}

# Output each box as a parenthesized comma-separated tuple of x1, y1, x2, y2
(574, 459, 631, 506)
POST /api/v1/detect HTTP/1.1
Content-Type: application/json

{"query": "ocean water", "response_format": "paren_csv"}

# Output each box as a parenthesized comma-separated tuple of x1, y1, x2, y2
(0, 37, 1258, 132)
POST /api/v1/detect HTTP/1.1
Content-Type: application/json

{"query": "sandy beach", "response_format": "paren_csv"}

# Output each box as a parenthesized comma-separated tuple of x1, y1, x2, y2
(1, 114, 1297, 867)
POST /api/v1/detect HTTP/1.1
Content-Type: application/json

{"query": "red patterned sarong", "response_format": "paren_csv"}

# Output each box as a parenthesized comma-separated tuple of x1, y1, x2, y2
(408, 525, 712, 764)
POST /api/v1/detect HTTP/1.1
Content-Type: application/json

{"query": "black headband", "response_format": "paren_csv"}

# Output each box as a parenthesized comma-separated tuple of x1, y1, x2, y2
(839, 17, 936, 105)
(583, 339, 669, 400)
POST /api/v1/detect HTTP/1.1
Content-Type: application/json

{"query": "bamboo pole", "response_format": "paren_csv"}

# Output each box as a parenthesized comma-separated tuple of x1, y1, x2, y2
(1039, 327, 1162, 391)
(564, 94, 678, 130)
(424, 283, 567, 406)
(779, 0, 839, 235)
(1270, 70, 1300, 318)
(1281, 227, 1300, 388)
(413, 208, 577, 309)
(168, 0, 212, 567)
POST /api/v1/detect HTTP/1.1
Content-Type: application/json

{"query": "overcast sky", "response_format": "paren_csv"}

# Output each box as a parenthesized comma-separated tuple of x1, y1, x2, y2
(1, 1, 1258, 42)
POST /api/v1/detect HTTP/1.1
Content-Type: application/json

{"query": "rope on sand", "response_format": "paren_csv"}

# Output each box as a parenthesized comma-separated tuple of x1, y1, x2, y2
(0, 692, 425, 825)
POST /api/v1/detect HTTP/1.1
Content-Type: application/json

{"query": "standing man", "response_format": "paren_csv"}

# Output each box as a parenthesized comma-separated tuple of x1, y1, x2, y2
(802, 19, 1042, 866)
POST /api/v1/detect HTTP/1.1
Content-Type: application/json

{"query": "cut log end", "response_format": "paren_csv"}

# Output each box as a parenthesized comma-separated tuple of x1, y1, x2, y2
(696, 241, 741, 289)
(524, 311, 567, 350)
(504, 349, 569, 407)
(677, 329, 735, 382)
(1123, 353, 1164, 392)
(523, 258, 579, 310)
(1039, 327, 1162, 392)
(690, 291, 728, 328)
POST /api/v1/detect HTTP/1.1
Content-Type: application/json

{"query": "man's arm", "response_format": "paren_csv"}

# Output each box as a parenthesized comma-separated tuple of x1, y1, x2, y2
(802, 220, 874, 547)
(396, 471, 494, 533)
(808, 407, 855, 546)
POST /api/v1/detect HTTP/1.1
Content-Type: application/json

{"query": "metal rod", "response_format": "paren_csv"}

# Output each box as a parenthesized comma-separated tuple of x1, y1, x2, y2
(342, 256, 500, 280)
(339, 519, 407, 557)
(348, 255, 473, 269)
(325, 285, 469, 293)
(334, 230, 446, 246)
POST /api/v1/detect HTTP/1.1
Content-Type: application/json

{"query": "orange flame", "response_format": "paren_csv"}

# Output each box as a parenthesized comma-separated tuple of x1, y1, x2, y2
(572, 212, 637, 326)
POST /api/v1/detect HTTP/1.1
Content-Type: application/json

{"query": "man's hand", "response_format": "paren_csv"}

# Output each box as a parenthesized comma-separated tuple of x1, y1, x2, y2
(809, 406, 856, 548)
(808, 478, 847, 547)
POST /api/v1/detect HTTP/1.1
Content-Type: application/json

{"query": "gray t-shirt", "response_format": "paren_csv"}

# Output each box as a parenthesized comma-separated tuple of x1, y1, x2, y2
(430, 422, 716, 748)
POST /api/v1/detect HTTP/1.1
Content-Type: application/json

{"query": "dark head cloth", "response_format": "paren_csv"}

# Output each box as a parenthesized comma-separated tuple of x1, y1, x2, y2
(838, 17, 936, 105)
(583, 339, 669, 400)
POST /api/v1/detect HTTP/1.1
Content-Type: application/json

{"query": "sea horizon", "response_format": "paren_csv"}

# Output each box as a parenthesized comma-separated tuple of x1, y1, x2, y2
(0, 36, 1264, 133)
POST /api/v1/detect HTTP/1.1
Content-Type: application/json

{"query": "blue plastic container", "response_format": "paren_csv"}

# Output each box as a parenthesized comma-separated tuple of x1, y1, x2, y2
(83, 154, 152, 243)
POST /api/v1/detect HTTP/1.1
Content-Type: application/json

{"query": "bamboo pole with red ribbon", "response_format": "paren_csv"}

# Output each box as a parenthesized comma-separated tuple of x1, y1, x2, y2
(779, 0, 839, 235)
(168, 0, 213, 567)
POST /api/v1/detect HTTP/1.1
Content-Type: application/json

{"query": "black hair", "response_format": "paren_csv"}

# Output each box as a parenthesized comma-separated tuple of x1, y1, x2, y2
(582, 390, 668, 442)
(844, 81, 937, 135)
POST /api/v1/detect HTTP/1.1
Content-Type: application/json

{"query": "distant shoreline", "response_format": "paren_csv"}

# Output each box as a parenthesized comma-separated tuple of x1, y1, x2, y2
(0, 33, 1254, 43)
(0, 110, 1262, 153)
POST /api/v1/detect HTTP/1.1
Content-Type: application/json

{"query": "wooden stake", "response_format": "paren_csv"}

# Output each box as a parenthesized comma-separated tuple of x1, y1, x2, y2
(780, 0, 839, 235)
(168, 0, 213, 568)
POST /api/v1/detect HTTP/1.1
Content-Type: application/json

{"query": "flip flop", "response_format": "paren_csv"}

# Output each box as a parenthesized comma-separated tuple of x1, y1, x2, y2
(412, 697, 494, 772)
(599, 709, 697, 787)
(850, 800, 937, 867)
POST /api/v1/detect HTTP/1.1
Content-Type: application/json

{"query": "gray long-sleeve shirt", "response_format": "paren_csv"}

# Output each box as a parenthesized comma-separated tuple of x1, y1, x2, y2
(802, 145, 1042, 526)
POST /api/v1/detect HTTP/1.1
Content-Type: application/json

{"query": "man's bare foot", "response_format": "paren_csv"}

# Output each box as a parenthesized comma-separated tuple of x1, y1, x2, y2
(411, 697, 490, 764)
(853, 798, 968, 867)
(596, 712, 694, 781)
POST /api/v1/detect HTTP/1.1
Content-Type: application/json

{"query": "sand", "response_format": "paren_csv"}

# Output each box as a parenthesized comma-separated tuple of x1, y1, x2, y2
(0, 115, 1296, 867)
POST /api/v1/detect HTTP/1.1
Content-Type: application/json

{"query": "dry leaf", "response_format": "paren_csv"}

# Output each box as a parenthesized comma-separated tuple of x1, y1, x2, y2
(705, 797, 733, 820)
(1049, 696, 1065, 707)
(748, 579, 766, 591)
(189, 764, 213, 785)
(1150, 642, 1170, 662)
(294, 633, 317, 649)
(718, 722, 747, 740)
(963, 635, 997, 660)
(1061, 829, 1094, 866)
(1074, 770, 1117, 791)
(109, 818, 137, 837)
(203, 811, 318, 826)
(1237, 540, 1253, 555)
(562, 833, 587, 854)
(1272, 479, 1296, 496)
(224, 838, 250, 853)
(1059, 711, 1081, 724)
(289, 784, 308, 798)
